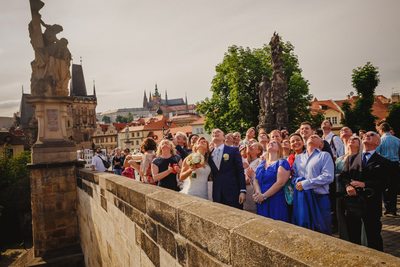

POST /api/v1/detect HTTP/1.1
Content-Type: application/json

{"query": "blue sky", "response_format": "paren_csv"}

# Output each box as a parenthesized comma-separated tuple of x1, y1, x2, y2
(0, 0, 399, 116)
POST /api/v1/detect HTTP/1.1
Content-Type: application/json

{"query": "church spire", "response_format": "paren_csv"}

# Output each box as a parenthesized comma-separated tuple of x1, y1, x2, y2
(21, 85, 24, 94)
(143, 90, 148, 108)
(165, 90, 168, 105)
(154, 83, 160, 97)
(93, 80, 96, 96)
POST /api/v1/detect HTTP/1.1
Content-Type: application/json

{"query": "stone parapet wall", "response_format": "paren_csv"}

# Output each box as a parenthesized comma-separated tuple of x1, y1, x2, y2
(76, 169, 400, 266)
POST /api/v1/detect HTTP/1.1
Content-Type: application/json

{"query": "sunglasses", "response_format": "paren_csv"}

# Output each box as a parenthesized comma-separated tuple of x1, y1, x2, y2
(364, 133, 376, 137)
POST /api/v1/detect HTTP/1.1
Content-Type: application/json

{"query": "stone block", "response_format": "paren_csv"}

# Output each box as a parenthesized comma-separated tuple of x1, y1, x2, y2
(101, 195, 107, 211)
(106, 179, 117, 194)
(141, 232, 160, 267)
(178, 200, 256, 264)
(157, 224, 176, 258)
(145, 215, 158, 242)
(122, 181, 161, 213)
(187, 243, 225, 267)
(135, 225, 142, 246)
(175, 235, 187, 266)
(147, 190, 195, 233)
(232, 217, 400, 267)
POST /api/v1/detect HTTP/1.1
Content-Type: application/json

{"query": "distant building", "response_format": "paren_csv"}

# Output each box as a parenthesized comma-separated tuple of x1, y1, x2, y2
(97, 84, 196, 122)
(92, 123, 127, 153)
(0, 130, 25, 158)
(67, 64, 97, 148)
(16, 63, 97, 149)
(311, 94, 398, 132)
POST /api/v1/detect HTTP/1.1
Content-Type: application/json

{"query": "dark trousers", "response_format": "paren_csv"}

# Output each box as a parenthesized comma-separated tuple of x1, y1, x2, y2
(345, 209, 383, 251)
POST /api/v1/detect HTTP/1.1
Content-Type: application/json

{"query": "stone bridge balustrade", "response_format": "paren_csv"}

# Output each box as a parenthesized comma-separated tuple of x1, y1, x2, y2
(76, 169, 400, 267)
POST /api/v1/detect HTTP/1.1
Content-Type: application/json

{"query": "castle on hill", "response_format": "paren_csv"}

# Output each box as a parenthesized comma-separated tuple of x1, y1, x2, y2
(98, 84, 196, 122)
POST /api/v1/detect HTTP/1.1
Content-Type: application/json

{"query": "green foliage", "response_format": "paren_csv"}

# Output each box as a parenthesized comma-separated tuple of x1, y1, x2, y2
(0, 151, 31, 188)
(343, 62, 379, 132)
(116, 115, 128, 123)
(196, 39, 314, 134)
(102, 115, 111, 124)
(386, 102, 400, 137)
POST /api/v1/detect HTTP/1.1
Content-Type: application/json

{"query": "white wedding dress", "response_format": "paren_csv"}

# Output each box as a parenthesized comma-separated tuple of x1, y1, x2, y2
(180, 164, 211, 200)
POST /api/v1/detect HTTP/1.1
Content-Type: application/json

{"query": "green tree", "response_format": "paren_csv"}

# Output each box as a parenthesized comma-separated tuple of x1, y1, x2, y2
(102, 116, 111, 124)
(0, 150, 31, 235)
(197, 40, 315, 134)
(127, 112, 134, 122)
(116, 115, 128, 123)
(342, 62, 379, 132)
(386, 102, 400, 137)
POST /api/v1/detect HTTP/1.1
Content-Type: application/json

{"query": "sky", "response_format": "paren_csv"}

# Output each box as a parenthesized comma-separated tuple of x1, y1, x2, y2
(0, 0, 399, 117)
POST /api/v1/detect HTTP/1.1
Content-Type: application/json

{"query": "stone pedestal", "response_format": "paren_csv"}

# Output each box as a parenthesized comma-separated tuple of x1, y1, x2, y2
(29, 162, 80, 257)
(27, 96, 81, 257)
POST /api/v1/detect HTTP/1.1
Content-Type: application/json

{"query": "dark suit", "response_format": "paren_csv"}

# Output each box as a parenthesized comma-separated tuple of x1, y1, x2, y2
(339, 152, 391, 251)
(209, 145, 246, 209)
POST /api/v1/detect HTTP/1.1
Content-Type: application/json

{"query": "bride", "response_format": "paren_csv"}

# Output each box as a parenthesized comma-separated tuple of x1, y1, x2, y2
(179, 137, 211, 199)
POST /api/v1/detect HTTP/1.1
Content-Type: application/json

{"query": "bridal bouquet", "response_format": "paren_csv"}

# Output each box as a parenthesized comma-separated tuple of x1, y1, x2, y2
(187, 152, 205, 178)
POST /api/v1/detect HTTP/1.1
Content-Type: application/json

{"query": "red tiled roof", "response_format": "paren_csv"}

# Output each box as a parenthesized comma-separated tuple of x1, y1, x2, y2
(334, 95, 390, 121)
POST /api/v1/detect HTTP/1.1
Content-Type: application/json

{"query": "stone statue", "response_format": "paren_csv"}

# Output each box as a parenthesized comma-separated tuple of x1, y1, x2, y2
(28, 0, 71, 97)
(258, 32, 289, 132)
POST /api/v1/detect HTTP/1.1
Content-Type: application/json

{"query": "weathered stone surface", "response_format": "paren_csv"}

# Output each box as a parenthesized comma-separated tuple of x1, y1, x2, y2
(157, 224, 176, 258)
(147, 190, 195, 233)
(100, 195, 107, 211)
(141, 232, 160, 267)
(145, 216, 158, 242)
(175, 235, 188, 266)
(187, 243, 225, 267)
(178, 200, 256, 264)
(232, 217, 400, 267)
(123, 181, 161, 213)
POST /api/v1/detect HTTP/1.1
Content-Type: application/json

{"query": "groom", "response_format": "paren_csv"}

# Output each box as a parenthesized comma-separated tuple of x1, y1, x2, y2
(209, 128, 246, 209)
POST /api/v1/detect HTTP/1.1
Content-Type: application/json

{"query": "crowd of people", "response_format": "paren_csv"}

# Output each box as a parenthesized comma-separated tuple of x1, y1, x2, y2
(91, 120, 400, 252)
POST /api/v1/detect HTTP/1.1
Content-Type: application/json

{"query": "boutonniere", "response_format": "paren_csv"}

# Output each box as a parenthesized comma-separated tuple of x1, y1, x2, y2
(223, 153, 229, 161)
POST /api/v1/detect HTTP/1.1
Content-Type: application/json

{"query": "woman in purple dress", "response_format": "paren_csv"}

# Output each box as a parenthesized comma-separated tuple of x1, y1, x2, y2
(252, 140, 291, 222)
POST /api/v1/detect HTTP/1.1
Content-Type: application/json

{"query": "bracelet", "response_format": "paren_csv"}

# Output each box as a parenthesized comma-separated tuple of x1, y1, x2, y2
(262, 194, 268, 200)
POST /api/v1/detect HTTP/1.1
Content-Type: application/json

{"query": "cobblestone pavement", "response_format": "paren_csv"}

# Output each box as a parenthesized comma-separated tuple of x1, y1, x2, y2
(382, 195, 400, 257)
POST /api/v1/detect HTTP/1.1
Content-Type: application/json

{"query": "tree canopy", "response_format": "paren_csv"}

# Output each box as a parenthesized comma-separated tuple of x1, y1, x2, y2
(196, 39, 318, 134)
(342, 62, 380, 132)
(386, 102, 400, 137)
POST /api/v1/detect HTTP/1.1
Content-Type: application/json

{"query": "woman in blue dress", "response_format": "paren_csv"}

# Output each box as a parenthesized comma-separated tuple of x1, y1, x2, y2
(252, 140, 291, 222)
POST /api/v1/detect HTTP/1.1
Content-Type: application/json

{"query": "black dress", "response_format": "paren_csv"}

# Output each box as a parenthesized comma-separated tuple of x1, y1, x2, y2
(152, 155, 181, 191)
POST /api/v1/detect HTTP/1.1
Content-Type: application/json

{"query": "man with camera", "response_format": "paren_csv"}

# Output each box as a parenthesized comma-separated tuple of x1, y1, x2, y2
(339, 131, 393, 251)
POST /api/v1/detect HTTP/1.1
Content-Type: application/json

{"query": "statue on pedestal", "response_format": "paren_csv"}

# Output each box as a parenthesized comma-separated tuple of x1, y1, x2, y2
(258, 32, 289, 132)
(28, 0, 71, 97)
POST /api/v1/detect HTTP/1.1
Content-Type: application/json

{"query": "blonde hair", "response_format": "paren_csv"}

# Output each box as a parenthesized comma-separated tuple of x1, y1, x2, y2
(175, 131, 187, 141)
(345, 135, 362, 160)
(266, 140, 284, 161)
(156, 139, 177, 156)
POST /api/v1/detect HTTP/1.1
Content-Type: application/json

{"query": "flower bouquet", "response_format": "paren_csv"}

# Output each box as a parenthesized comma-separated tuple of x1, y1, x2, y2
(187, 152, 205, 178)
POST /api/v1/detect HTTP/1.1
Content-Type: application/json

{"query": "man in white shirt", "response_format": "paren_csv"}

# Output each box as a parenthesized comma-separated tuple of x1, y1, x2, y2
(91, 148, 108, 172)
(321, 119, 344, 159)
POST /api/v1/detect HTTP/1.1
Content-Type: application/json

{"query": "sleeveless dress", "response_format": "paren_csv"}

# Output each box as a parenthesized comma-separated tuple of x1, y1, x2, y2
(152, 155, 181, 191)
(255, 159, 290, 222)
(180, 165, 211, 199)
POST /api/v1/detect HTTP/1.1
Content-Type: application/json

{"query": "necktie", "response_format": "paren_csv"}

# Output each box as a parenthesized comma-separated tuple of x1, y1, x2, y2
(214, 148, 220, 169)
(362, 152, 370, 167)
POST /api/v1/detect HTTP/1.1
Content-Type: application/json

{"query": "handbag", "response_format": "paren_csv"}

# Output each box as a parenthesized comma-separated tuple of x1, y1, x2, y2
(98, 155, 110, 169)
